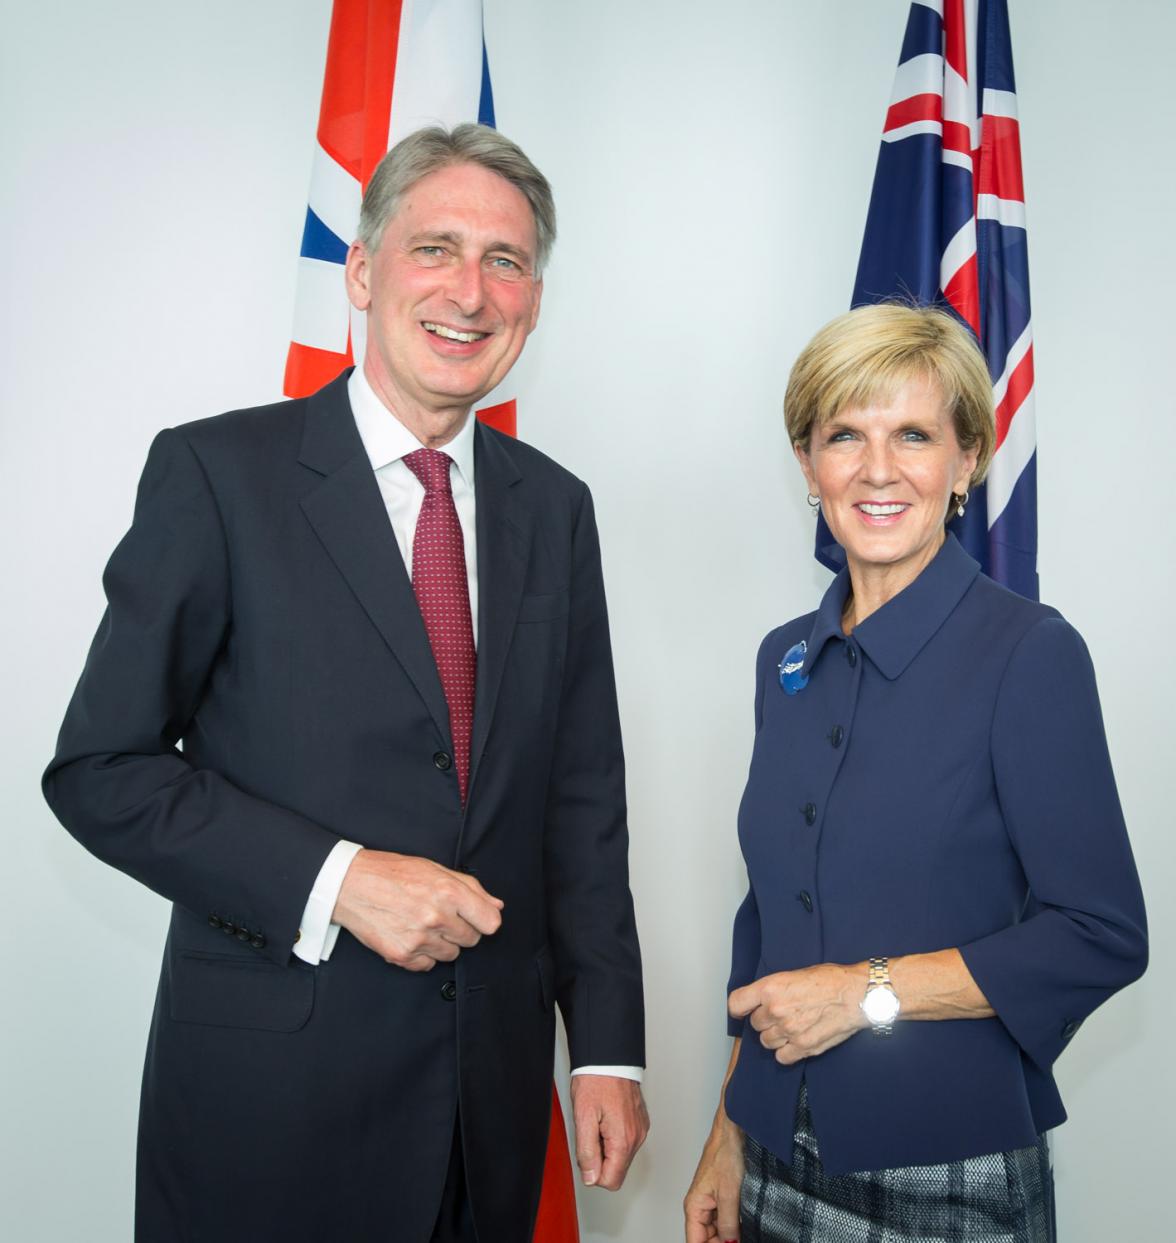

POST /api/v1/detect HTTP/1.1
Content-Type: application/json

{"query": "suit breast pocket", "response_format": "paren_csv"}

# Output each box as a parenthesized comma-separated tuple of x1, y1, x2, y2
(516, 589, 569, 625)
(169, 950, 315, 1033)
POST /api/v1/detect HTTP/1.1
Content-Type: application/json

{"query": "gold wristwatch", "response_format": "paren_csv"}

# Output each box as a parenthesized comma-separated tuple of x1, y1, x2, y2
(860, 956, 900, 1036)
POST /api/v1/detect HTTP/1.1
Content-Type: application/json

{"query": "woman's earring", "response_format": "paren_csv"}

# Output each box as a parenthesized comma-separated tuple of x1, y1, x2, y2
(807, 493, 821, 514)
(954, 490, 970, 518)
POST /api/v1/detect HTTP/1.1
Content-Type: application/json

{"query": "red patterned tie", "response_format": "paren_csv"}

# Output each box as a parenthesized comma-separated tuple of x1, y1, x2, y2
(403, 448, 476, 804)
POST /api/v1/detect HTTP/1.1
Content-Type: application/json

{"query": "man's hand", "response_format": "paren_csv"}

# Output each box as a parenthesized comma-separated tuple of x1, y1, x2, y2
(331, 849, 503, 970)
(728, 963, 867, 1064)
(569, 1074, 649, 1191)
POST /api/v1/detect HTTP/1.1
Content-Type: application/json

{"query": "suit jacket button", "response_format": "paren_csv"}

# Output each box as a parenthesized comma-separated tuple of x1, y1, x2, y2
(802, 802, 817, 826)
(235, 928, 251, 943)
(846, 644, 858, 667)
(440, 981, 457, 1002)
(798, 890, 814, 913)
(250, 935, 266, 950)
(433, 751, 453, 771)
(1061, 1019, 1081, 1040)
(221, 921, 237, 936)
(207, 915, 223, 929)
(829, 725, 845, 748)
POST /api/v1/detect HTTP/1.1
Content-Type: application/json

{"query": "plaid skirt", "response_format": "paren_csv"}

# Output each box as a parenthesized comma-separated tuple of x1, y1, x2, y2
(740, 1084, 1055, 1243)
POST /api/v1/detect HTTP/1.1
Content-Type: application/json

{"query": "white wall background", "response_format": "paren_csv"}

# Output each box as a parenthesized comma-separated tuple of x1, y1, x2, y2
(3, 1, 1171, 1239)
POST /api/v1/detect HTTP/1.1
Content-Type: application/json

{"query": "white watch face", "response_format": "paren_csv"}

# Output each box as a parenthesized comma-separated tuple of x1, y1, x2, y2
(862, 985, 900, 1024)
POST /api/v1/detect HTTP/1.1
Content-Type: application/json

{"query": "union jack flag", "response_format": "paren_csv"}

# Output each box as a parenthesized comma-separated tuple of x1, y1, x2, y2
(284, 0, 516, 436)
(282, 4, 574, 1238)
(821, 0, 1038, 598)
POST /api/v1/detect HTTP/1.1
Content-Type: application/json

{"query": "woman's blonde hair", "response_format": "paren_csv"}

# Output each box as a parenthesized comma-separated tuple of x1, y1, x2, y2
(784, 303, 996, 487)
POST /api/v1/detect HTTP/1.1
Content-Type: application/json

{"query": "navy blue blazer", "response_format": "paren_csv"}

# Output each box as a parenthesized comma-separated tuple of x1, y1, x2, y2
(724, 534, 1146, 1175)
(44, 373, 644, 1243)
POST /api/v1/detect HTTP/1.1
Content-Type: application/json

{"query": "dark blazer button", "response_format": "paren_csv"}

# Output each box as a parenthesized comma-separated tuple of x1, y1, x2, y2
(250, 935, 266, 950)
(798, 891, 814, 913)
(1061, 1019, 1081, 1040)
(802, 802, 817, 826)
(235, 928, 251, 943)
(221, 921, 237, 936)
(207, 914, 223, 929)
(846, 645, 858, 667)
(829, 725, 845, 748)
(440, 980, 458, 1002)
(433, 751, 453, 771)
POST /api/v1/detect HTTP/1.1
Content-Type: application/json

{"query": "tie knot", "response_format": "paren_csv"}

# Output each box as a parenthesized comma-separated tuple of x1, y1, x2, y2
(403, 447, 454, 495)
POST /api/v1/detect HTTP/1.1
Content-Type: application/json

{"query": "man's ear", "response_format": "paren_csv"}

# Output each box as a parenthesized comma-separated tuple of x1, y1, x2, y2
(527, 277, 543, 334)
(344, 242, 372, 312)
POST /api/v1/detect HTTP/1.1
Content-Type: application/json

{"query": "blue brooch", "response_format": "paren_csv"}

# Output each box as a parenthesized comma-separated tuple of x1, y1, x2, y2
(778, 640, 809, 695)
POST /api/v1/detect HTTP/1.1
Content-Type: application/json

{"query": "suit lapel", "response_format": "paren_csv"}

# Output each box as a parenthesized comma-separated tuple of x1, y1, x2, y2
(297, 374, 452, 747)
(469, 424, 530, 796)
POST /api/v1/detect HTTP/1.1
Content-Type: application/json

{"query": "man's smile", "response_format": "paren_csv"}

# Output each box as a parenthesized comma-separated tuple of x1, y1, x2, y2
(422, 321, 490, 343)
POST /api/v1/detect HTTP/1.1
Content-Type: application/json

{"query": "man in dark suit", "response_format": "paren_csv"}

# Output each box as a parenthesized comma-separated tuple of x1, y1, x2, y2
(44, 124, 646, 1243)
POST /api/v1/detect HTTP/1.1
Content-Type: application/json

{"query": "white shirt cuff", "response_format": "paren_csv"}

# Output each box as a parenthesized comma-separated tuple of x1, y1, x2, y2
(292, 840, 364, 964)
(569, 1065, 644, 1082)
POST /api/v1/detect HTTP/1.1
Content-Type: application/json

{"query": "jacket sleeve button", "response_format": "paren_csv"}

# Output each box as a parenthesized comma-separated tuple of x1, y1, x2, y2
(250, 935, 266, 950)
(208, 914, 223, 929)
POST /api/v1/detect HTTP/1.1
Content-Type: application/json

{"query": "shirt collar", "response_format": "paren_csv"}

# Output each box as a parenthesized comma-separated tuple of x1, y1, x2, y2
(347, 367, 477, 489)
(804, 533, 981, 681)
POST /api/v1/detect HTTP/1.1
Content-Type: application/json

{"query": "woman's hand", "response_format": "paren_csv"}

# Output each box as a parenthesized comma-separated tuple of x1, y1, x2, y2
(728, 962, 868, 1064)
(684, 1109, 745, 1243)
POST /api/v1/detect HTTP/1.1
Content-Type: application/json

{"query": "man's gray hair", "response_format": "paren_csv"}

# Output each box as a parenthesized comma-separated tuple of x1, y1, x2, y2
(357, 123, 556, 275)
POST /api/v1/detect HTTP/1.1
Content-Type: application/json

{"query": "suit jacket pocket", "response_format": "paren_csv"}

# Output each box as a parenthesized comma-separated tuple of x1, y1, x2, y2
(516, 590, 569, 624)
(536, 944, 555, 1011)
(170, 950, 315, 1033)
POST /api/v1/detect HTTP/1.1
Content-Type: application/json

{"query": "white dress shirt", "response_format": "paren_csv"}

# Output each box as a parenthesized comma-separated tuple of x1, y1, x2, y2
(291, 369, 640, 1082)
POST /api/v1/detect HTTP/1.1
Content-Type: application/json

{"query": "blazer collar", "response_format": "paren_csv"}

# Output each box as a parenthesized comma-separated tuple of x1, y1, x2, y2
(297, 368, 365, 476)
(296, 377, 532, 811)
(297, 370, 452, 748)
(805, 534, 981, 681)
(467, 423, 528, 796)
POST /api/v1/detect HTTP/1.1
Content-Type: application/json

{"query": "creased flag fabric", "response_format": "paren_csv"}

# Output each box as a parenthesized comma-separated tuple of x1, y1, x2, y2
(282, 4, 576, 1240)
(821, 0, 1038, 598)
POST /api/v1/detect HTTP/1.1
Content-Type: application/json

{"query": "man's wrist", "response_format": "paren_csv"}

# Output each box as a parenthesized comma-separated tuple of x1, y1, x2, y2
(292, 840, 364, 964)
(570, 1065, 643, 1083)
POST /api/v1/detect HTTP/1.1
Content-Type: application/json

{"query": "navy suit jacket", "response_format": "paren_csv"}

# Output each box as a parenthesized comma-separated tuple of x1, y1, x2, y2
(725, 534, 1146, 1174)
(44, 372, 644, 1243)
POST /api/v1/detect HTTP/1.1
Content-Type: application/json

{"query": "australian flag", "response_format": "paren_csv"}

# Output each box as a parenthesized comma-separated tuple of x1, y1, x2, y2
(822, 0, 1038, 598)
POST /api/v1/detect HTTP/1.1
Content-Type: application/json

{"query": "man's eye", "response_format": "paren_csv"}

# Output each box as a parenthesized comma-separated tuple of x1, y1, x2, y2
(417, 246, 446, 258)
(489, 256, 521, 272)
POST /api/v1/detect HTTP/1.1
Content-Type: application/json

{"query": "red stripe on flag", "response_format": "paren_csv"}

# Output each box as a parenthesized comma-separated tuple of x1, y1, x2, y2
(884, 93, 942, 132)
(942, 119, 972, 156)
(976, 115, 1025, 202)
(532, 1090, 581, 1243)
(475, 397, 517, 437)
(943, 0, 968, 80)
(284, 340, 354, 400)
(994, 344, 1034, 450)
(943, 254, 981, 335)
(315, 0, 404, 187)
